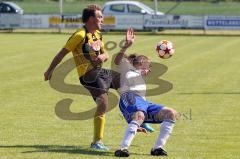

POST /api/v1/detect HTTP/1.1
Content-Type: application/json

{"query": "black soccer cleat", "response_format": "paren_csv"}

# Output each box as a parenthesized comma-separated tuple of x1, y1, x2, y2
(151, 147, 168, 156)
(114, 149, 130, 157)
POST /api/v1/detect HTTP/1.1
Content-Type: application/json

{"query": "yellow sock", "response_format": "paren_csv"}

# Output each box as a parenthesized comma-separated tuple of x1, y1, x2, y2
(93, 114, 105, 143)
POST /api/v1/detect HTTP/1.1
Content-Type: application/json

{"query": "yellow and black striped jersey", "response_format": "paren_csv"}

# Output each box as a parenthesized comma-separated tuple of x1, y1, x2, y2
(64, 27, 107, 77)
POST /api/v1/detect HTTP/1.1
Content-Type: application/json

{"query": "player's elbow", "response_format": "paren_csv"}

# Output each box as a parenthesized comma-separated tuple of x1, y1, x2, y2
(114, 59, 120, 65)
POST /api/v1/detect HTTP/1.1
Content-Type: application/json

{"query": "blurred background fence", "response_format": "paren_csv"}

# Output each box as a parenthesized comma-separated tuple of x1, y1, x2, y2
(1, 0, 240, 31)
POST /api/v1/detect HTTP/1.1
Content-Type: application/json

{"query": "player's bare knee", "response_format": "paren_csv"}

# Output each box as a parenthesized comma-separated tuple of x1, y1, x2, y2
(165, 108, 177, 121)
(158, 108, 177, 121)
(132, 111, 145, 125)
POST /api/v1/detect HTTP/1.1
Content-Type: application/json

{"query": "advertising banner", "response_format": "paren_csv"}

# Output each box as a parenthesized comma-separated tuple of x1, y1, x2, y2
(115, 15, 144, 30)
(3, 14, 240, 31)
(48, 14, 82, 28)
(0, 14, 21, 28)
(21, 14, 50, 28)
(144, 15, 203, 29)
(204, 16, 240, 30)
(102, 15, 116, 30)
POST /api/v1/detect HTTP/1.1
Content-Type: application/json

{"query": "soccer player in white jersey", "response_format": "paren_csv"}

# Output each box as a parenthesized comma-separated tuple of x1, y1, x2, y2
(114, 28, 177, 157)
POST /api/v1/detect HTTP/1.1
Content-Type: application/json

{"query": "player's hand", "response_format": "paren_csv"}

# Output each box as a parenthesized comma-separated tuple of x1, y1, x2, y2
(92, 54, 106, 65)
(124, 27, 135, 48)
(44, 70, 53, 81)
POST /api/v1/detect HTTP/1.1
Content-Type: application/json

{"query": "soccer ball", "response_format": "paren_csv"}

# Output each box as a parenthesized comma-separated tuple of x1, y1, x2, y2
(156, 40, 175, 59)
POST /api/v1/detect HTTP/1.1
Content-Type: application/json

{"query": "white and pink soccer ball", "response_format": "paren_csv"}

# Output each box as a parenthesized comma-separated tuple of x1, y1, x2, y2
(156, 40, 175, 59)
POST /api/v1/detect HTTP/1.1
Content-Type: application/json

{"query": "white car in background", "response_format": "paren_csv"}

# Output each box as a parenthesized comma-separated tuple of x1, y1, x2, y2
(102, 1, 164, 16)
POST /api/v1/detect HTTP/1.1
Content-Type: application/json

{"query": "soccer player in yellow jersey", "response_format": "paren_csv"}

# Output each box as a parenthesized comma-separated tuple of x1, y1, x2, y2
(44, 4, 120, 150)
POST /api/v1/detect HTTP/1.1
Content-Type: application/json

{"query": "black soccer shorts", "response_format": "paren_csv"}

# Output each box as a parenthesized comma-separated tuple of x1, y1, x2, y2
(79, 68, 120, 100)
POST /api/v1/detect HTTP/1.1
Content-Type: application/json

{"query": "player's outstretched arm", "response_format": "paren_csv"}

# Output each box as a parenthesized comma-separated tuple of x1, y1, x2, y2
(114, 28, 135, 65)
(44, 48, 69, 81)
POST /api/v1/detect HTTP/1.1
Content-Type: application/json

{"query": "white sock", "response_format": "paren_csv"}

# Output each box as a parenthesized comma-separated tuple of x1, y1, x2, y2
(153, 120, 175, 150)
(120, 121, 139, 149)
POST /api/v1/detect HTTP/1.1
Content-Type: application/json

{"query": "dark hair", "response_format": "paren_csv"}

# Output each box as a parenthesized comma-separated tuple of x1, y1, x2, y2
(127, 54, 149, 66)
(82, 4, 102, 23)
(127, 54, 137, 64)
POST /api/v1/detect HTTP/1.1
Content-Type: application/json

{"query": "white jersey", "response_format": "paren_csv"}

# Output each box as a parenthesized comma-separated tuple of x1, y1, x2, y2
(118, 58, 146, 100)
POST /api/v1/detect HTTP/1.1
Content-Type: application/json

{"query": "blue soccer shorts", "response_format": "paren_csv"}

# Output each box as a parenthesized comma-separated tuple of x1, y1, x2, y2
(119, 91, 165, 123)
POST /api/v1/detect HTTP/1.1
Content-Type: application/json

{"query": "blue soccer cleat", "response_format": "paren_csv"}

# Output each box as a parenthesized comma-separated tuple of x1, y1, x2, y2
(90, 142, 110, 151)
(141, 123, 155, 133)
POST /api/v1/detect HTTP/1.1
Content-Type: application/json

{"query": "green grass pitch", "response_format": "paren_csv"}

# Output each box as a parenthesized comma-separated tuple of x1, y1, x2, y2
(0, 32, 240, 159)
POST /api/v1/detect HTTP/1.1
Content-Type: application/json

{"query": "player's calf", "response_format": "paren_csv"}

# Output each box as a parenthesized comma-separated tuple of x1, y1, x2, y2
(150, 107, 177, 156)
(114, 111, 145, 157)
(95, 93, 108, 116)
